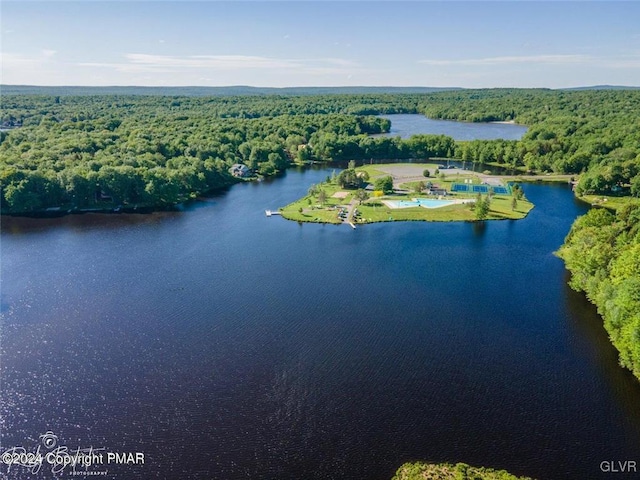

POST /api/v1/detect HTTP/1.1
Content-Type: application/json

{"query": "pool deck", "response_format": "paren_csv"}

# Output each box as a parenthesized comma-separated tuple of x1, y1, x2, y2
(382, 198, 474, 209)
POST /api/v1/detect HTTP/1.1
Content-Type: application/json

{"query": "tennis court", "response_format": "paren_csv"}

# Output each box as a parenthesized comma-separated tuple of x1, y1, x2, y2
(451, 183, 511, 195)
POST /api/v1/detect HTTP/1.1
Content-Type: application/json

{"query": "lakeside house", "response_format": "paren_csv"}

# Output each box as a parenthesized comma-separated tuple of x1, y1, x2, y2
(230, 163, 252, 178)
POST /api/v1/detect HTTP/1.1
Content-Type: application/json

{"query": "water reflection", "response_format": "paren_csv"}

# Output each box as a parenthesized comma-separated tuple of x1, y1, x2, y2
(562, 275, 640, 445)
(1, 210, 184, 235)
(472, 221, 487, 238)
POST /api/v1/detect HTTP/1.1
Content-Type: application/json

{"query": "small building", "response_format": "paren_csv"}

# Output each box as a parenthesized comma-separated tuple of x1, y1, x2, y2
(230, 164, 251, 178)
(427, 187, 447, 196)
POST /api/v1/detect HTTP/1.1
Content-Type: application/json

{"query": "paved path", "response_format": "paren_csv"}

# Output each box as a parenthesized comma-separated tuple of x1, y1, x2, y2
(346, 197, 358, 223)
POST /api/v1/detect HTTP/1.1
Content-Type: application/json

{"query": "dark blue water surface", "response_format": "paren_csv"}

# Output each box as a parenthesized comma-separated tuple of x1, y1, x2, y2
(377, 114, 528, 140)
(2, 168, 640, 480)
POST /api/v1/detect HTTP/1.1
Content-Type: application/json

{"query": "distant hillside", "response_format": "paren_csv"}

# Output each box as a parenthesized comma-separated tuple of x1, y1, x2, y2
(5, 85, 640, 96)
(562, 85, 640, 91)
(0, 85, 461, 97)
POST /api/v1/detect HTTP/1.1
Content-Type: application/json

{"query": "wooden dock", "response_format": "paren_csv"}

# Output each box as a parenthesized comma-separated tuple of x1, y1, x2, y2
(265, 210, 281, 217)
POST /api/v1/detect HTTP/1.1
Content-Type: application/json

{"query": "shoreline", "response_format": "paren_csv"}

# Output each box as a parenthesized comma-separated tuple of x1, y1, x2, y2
(0, 166, 570, 219)
(280, 162, 534, 225)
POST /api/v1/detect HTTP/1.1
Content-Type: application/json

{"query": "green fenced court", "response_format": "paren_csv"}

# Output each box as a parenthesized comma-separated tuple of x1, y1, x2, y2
(451, 183, 512, 195)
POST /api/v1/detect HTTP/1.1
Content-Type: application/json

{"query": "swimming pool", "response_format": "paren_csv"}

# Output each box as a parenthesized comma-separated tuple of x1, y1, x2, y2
(383, 198, 456, 209)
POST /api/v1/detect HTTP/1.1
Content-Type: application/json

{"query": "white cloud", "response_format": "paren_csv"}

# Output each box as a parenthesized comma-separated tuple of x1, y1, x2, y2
(1, 50, 57, 72)
(2, 50, 57, 65)
(318, 57, 358, 67)
(605, 54, 640, 69)
(78, 53, 362, 76)
(418, 53, 640, 71)
(1, 50, 61, 84)
(1, 52, 38, 68)
(418, 54, 592, 66)
(129, 53, 302, 70)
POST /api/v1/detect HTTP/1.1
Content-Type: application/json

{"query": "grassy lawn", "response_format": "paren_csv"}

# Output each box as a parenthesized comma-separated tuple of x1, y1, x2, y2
(511, 174, 575, 184)
(357, 162, 442, 179)
(354, 196, 533, 224)
(356, 201, 472, 222)
(353, 164, 387, 177)
(578, 194, 640, 211)
(280, 180, 349, 224)
(486, 195, 534, 220)
(281, 206, 343, 224)
(481, 161, 530, 173)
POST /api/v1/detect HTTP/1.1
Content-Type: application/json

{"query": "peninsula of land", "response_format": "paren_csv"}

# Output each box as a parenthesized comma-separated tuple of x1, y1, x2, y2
(280, 162, 534, 224)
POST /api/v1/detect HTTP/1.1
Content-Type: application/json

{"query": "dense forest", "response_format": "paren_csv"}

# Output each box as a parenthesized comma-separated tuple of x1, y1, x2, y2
(1, 88, 640, 379)
(0, 93, 461, 213)
(2, 89, 640, 215)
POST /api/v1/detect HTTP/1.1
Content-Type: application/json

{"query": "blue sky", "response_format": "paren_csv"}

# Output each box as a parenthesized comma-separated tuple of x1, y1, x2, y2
(2, 1, 639, 88)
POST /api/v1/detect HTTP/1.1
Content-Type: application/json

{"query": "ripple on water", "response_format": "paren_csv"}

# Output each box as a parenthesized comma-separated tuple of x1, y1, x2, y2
(1, 176, 640, 480)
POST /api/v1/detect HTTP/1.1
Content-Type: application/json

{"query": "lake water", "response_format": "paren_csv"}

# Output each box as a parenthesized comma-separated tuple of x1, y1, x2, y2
(2, 166, 640, 480)
(377, 114, 528, 140)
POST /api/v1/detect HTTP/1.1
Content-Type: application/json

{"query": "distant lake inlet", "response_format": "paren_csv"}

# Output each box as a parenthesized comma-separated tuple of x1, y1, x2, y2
(376, 114, 528, 140)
